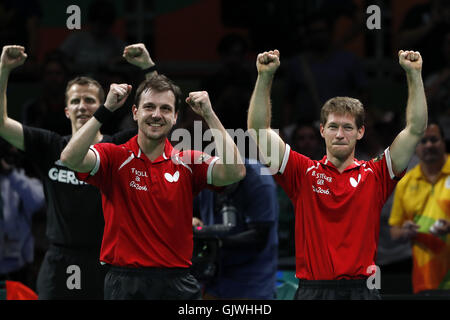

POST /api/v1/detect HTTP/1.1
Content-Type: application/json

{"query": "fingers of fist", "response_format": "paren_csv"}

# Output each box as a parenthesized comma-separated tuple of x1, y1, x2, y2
(399, 50, 421, 62)
(186, 91, 209, 106)
(110, 83, 131, 100)
(257, 50, 280, 65)
(124, 44, 144, 58)
(3, 45, 27, 60)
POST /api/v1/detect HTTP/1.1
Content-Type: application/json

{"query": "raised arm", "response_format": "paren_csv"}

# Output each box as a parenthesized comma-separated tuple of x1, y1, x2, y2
(123, 43, 157, 80)
(0, 46, 28, 151)
(60, 83, 132, 172)
(389, 50, 428, 175)
(247, 50, 285, 174)
(186, 91, 245, 186)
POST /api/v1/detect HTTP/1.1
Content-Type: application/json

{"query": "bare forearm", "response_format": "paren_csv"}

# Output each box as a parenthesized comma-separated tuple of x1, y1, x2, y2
(405, 71, 427, 136)
(248, 73, 274, 130)
(204, 112, 245, 184)
(61, 117, 102, 169)
(0, 68, 10, 124)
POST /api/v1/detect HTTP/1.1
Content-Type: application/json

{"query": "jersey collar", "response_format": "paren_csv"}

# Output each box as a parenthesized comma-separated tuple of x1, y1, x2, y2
(319, 155, 362, 172)
(128, 135, 175, 163)
(414, 154, 450, 180)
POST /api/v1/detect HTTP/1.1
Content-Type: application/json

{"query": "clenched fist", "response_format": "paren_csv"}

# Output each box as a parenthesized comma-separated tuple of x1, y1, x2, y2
(1, 45, 27, 71)
(398, 50, 423, 73)
(256, 50, 280, 76)
(104, 83, 132, 111)
(123, 43, 154, 70)
(186, 91, 214, 119)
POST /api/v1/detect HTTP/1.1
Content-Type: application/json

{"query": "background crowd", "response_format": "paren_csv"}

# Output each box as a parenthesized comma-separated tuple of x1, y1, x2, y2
(0, 0, 449, 298)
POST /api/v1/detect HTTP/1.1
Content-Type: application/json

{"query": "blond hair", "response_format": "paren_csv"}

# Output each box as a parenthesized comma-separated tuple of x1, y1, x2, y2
(320, 97, 365, 128)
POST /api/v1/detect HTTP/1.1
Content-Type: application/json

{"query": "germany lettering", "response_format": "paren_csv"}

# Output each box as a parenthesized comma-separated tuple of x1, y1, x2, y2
(48, 167, 86, 185)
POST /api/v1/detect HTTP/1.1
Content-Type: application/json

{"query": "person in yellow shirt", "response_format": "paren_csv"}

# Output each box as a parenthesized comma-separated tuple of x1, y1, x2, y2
(389, 121, 450, 295)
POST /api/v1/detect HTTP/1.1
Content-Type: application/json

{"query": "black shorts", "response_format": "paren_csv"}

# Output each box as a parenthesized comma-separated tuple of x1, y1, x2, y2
(36, 244, 106, 300)
(294, 279, 381, 300)
(104, 265, 201, 300)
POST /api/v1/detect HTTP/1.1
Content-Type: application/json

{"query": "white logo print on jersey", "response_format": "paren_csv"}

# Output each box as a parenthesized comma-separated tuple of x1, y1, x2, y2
(164, 171, 180, 183)
(350, 174, 361, 187)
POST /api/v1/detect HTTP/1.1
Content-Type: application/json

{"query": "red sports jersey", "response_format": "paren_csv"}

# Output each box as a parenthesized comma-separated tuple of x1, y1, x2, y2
(77, 136, 218, 268)
(275, 145, 402, 280)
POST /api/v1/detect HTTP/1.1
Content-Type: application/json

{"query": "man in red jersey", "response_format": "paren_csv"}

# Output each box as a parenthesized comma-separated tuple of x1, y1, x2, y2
(247, 49, 427, 300)
(60, 54, 246, 299)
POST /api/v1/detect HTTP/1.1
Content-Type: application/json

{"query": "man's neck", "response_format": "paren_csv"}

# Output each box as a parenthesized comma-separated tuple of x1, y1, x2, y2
(137, 133, 166, 161)
(326, 152, 356, 173)
(420, 154, 447, 184)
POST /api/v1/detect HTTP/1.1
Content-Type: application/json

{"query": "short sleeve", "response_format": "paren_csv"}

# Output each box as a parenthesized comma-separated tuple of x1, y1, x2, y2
(75, 142, 116, 190)
(22, 126, 64, 171)
(176, 150, 219, 195)
(273, 144, 310, 200)
(366, 147, 406, 204)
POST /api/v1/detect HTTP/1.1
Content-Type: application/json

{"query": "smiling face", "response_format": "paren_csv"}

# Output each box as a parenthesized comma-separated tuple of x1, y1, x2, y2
(65, 83, 101, 133)
(320, 112, 365, 162)
(133, 88, 178, 141)
(416, 124, 446, 164)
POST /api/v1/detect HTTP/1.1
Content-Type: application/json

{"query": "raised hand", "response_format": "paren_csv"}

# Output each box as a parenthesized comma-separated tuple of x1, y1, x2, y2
(256, 50, 280, 76)
(398, 50, 422, 74)
(0, 45, 27, 71)
(186, 91, 214, 119)
(123, 43, 154, 70)
(104, 83, 132, 112)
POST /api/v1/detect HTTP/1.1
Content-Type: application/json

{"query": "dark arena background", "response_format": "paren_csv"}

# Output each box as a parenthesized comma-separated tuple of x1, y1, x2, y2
(0, 0, 449, 309)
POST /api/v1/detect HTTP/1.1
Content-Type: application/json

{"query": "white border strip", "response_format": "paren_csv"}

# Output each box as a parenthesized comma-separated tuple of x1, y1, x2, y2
(279, 144, 291, 174)
(118, 153, 135, 171)
(207, 157, 220, 185)
(89, 146, 101, 176)
(385, 147, 396, 180)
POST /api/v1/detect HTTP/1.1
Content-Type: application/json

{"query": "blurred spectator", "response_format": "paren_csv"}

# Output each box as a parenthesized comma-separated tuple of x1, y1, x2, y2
(389, 121, 450, 295)
(282, 14, 367, 133)
(60, 0, 126, 76)
(192, 160, 279, 299)
(0, 138, 45, 290)
(22, 50, 71, 136)
(0, 0, 42, 78)
(396, 0, 450, 77)
(201, 33, 254, 131)
(289, 121, 324, 160)
(424, 31, 450, 147)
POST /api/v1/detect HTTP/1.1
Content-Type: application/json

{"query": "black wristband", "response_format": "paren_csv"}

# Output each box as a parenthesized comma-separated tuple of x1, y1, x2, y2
(93, 105, 114, 123)
(142, 64, 157, 73)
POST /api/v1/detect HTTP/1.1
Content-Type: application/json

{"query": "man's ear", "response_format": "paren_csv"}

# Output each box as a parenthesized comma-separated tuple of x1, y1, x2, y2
(173, 111, 179, 125)
(319, 123, 325, 138)
(64, 107, 70, 119)
(357, 125, 365, 140)
(132, 105, 138, 121)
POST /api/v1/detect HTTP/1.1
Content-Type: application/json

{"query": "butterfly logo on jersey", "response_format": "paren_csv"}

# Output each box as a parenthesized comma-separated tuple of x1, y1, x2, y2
(350, 174, 361, 187)
(164, 171, 180, 183)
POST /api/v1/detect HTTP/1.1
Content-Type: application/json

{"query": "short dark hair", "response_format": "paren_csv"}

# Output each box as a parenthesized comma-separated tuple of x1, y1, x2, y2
(134, 74, 183, 113)
(427, 118, 445, 139)
(65, 76, 105, 104)
(320, 97, 365, 129)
